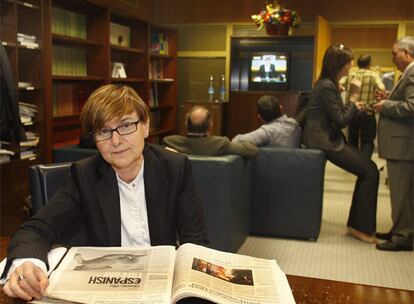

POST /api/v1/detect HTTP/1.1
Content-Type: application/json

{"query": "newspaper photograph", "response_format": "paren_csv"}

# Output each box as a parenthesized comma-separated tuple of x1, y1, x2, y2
(171, 243, 295, 304)
(46, 246, 176, 304)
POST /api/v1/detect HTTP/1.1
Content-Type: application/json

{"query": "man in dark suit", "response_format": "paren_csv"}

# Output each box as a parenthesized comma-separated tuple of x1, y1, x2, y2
(1, 85, 209, 300)
(259, 61, 278, 80)
(373, 36, 414, 251)
(163, 105, 258, 159)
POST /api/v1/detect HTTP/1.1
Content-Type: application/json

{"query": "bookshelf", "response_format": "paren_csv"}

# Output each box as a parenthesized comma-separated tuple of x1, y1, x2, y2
(110, 11, 149, 102)
(43, 1, 178, 151)
(149, 26, 177, 144)
(47, 0, 108, 149)
(0, 0, 44, 235)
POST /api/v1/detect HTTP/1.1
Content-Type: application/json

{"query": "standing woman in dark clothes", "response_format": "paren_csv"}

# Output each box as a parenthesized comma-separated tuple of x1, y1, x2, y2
(303, 44, 380, 243)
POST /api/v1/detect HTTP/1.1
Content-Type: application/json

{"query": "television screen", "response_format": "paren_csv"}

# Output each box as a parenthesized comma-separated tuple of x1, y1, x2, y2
(249, 52, 289, 91)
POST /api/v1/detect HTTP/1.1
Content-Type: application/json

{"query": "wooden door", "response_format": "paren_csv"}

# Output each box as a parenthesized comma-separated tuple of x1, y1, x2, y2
(313, 15, 332, 83)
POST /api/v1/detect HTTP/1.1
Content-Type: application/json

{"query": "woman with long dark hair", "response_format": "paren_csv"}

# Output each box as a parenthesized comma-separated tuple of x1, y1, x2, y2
(303, 44, 379, 243)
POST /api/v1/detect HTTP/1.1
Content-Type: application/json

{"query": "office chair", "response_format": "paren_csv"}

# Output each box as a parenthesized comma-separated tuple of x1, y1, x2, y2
(29, 163, 72, 216)
(28, 162, 87, 245)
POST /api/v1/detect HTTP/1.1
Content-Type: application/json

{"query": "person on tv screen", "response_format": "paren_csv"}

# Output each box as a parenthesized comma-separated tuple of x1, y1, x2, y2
(254, 55, 286, 83)
(258, 55, 278, 81)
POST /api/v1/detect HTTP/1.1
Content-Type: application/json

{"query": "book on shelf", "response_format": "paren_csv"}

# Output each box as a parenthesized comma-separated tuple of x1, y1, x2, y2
(53, 46, 86, 77)
(150, 111, 161, 131)
(19, 102, 38, 126)
(20, 148, 37, 160)
(111, 62, 127, 79)
(20, 131, 39, 147)
(6, 243, 295, 304)
(17, 33, 39, 49)
(52, 7, 86, 39)
(18, 82, 34, 89)
(150, 59, 164, 80)
(0, 149, 14, 164)
(110, 22, 131, 47)
(150, 32, 169, 55)
(152, 82, 159, 107)
(53, 84, 74, 116)
(148, 86, 155, 108)
(0, 154, 11, 164)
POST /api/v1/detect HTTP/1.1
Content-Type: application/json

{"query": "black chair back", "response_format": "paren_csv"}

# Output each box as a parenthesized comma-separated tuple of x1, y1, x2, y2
(28, 162, 87, 245)
(29, 163, 72, 215)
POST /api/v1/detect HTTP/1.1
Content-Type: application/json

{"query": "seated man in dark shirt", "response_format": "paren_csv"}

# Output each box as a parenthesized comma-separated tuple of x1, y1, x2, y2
(163, 105, 258, 159)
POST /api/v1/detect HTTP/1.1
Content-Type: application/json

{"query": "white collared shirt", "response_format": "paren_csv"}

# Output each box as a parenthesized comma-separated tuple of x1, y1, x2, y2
(117, 163, 150, 247)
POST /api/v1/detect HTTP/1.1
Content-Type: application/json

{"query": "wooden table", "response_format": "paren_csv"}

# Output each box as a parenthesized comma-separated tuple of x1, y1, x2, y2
(1, 237, 413, 304)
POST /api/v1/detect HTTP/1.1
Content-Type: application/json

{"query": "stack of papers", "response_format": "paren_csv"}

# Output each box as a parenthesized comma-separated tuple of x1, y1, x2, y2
(17, 33, 39, 49)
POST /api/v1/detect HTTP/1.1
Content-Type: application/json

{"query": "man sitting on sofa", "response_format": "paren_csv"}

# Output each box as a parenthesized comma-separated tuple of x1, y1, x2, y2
(232, 95, 301, 147)
(163, 105, 258, 159)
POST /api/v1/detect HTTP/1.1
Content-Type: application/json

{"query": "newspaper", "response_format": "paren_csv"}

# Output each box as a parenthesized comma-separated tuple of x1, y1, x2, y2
(31, 244, 295, 304)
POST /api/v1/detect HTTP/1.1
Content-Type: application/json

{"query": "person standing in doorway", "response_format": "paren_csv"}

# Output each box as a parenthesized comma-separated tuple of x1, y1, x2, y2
(340, 54, 385, 158)
(373, 36, 414, 252)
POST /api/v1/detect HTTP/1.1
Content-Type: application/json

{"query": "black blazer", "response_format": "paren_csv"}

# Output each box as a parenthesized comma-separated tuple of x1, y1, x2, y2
(303, 78, 359, 151)
(3, 144, 209, 272)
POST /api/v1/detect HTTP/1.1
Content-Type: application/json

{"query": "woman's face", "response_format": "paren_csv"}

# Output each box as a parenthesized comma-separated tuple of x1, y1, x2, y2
(337, 61, 352, 80)
(95, 112, 149, 174)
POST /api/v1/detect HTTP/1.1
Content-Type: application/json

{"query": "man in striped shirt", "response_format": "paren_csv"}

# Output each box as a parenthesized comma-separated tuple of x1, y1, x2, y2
(341, 54, 385, 159)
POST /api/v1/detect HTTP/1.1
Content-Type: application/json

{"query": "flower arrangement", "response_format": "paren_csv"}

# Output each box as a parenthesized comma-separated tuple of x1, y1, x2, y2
(251, 1, 301, 30)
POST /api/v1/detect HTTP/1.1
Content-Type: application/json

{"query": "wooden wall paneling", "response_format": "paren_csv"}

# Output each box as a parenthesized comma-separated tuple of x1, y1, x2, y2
(227, 92, 260, 138)
(43, 0, 53, 162)
(86, 7, 110, 81)
(155, 0, 412, 24)
(331, 26, 398, 49)
(1, 0, 17, 43)
(0, 160, 30, 236)
(404, 22, 414, 36)
(313, 15, 331, 83)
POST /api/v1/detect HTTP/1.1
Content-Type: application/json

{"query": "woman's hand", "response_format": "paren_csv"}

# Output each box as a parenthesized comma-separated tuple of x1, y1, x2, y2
(354, 102, 366, 111)
(2, 261, 48, 301)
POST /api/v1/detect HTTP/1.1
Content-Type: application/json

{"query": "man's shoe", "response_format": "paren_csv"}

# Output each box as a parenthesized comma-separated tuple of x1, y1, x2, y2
(375, 231, 393, 241)
(376, 240, 413, 252)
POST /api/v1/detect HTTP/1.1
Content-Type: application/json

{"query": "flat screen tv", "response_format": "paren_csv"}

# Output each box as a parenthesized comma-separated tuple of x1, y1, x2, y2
(249, 52, 289, 91)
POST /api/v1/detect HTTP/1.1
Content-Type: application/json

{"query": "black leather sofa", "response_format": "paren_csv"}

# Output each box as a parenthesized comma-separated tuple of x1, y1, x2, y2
(46, 144, 327, 247)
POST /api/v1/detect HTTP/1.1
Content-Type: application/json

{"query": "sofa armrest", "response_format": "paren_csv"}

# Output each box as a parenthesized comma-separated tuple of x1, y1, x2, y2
(188, 155, 251, 252)
(251, 146, 326, 240)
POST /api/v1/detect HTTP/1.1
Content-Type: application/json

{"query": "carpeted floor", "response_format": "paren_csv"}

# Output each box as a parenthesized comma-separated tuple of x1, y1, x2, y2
(238, 154, 414, 291)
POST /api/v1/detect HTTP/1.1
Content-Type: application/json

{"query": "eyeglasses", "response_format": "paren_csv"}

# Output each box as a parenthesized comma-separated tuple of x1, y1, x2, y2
(91, 120, 140, 142)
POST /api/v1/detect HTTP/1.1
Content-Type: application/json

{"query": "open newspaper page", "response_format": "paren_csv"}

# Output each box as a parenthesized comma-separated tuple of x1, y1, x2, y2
(171, 244, 295, 304)
(44, 246, 176, 304)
